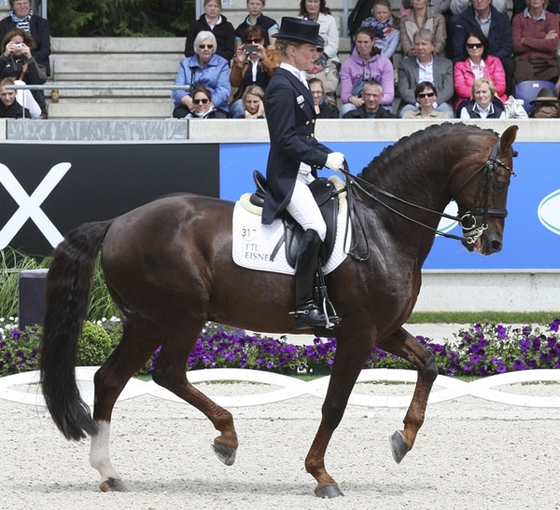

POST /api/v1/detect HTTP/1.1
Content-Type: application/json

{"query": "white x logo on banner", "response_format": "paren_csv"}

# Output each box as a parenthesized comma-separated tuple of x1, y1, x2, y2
(0, 162, 71, 249)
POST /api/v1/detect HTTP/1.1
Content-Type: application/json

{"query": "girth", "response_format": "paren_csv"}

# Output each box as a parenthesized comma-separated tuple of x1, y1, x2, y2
(250, 170, 340, 268)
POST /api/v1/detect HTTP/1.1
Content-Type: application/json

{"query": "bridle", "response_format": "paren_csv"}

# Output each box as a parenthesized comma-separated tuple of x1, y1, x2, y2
(341, 135, 516, 261)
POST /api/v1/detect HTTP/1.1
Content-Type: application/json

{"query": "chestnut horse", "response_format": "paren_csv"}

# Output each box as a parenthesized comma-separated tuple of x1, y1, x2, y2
(40, 123, 518, 498)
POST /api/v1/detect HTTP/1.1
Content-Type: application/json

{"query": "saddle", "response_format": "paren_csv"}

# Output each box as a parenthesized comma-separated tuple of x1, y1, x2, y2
(249, 171, 342, 268)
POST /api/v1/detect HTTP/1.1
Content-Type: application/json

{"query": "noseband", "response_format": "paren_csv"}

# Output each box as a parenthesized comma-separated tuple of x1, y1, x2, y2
(341, 134, 515, 259)
(451, 137, 515, 245)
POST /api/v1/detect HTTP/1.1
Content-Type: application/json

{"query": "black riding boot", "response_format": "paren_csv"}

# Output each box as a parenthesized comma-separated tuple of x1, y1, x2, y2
(293, 229, 341, 330)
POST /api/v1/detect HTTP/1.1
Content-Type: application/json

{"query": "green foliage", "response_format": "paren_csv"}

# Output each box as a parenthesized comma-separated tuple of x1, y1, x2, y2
(88, 258, 118, 321)
(76, 321, 113, 366)
(0, 324, 42, 376)
(408, 311, 560, 324)
(0, 249, 49, 319)
(48, 0, 196, 37)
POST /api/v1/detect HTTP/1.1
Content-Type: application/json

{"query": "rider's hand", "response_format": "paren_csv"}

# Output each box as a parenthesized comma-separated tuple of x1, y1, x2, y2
(325, 152, 345, 172)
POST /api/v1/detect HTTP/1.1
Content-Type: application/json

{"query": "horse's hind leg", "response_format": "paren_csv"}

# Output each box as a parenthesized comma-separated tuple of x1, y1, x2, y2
(90, 318, 160, 492)
(151, 322, 238, 466)
(378, 327, 438, 464)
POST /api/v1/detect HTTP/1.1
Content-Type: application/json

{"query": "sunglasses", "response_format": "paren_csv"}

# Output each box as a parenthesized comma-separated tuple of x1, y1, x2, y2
(466, 43, 482, 49)
(199, 44, 213, 49)
(245, 38, 262, 44)
(316, 47, 324, 52)
(417, 92, 435, 98)
(193, 98, 209, 104)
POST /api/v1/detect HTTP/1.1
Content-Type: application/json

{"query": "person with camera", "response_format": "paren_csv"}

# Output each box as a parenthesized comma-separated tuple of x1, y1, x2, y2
(230, 24, 280, 118)
(263, 17, 344, 329)
(0, 28, 44, 119)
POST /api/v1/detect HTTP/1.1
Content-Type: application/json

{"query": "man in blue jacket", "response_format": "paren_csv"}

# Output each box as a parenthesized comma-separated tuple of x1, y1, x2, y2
(452, 0, 514, 94)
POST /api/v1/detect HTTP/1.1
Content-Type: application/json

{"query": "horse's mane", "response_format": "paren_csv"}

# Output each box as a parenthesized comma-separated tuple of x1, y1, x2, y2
(359, 123, 497, 179)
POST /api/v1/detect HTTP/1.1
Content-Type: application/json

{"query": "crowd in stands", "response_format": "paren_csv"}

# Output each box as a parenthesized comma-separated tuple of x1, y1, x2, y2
(171, 0, 560, 119)
(1, 0, 560, 120)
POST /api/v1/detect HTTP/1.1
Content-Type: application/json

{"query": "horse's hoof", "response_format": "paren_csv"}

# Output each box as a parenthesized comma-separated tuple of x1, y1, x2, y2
(390, 430, 409, 464)
(315, 484, 345, 499)
(99, 477, 127, 492)
(213, 438, 237, 466)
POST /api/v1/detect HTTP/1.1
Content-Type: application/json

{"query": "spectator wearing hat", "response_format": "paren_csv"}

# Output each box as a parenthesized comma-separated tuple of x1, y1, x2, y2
(263, 17, 343, 330)
(529, 87, 560, 117)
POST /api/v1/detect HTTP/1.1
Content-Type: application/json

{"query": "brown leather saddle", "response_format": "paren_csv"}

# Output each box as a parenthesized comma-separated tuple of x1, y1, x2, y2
(250, 170, 343, 268)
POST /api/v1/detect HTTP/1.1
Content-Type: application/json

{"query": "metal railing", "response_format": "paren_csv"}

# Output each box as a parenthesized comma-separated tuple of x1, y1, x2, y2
(5, 83, 190, 119)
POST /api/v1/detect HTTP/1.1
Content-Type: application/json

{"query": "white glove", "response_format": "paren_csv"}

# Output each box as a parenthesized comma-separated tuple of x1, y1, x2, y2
(325, 152, 345, 172)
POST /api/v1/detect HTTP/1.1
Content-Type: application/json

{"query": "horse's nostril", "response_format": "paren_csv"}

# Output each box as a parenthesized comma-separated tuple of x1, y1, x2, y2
(491, 240, 502, 253)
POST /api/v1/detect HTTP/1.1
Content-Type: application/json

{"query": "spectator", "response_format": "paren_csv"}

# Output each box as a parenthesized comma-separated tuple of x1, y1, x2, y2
(0, 76, 29, 118)
(398, 28, 455, 117)
(184, 0, 235, 64)
(454, 30, 507, 112)
(173, 31, 231, 118)
(450, 0, 507, 15)
(237, 84, 266, 118)
(185, 85, 228, 119)
(512, 0, 559, 17)
(0, 0, 50, 116)
(305, 35, 339, 104)
(403, 81, 451, 118)
(0, 28, 44, 119)
(458, 76, 505, 118)
(235, 0, 279, 48)
(400, 0, 447, 57)
(512, 0, 560, 93)
(360, 0, 401, 60)
(451, 0, 513, 94)
(340, 26, 394, 117)
(230, 24, 280, 118)
(0, 0, 50, 74)
(309, 77, 339, 117)
(298, 0, 340, 63)
(403, 0, 453, 15)
(342, 79, 398, 118)
(528, 87, 560, 117)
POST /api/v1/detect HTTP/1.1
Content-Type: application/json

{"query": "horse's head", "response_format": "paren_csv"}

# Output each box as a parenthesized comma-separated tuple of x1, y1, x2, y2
(452, 125, 518, 255)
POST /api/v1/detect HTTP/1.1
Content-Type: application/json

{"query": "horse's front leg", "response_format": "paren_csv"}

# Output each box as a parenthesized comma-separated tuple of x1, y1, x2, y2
(305, 333, 376, 499)
(379, 327, 438, 464)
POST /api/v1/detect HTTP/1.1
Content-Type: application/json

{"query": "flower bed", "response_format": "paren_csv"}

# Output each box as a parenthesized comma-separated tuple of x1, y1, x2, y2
(1, 318, 560, 377)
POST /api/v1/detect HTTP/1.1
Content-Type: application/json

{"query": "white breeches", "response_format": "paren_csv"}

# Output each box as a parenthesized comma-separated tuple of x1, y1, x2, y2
(285, 168, 327, 242)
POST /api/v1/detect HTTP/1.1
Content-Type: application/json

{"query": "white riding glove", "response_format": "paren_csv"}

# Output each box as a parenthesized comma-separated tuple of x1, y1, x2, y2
(325, 152, 345, 172)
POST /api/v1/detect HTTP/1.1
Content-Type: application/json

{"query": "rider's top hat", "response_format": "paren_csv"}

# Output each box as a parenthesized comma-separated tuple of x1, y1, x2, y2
(273, 17, 324, 47)
(530, 88, 560, 105)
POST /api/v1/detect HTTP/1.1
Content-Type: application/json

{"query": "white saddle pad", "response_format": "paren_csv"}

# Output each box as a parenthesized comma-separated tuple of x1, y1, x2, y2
(232, 193, 351, 275)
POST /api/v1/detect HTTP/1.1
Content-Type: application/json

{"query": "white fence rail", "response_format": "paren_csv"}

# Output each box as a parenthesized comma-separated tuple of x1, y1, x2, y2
(1, 367, 559, 409)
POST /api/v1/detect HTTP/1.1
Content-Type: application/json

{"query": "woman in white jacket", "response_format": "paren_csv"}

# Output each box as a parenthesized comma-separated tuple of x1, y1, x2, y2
(298, 0, 339, 63)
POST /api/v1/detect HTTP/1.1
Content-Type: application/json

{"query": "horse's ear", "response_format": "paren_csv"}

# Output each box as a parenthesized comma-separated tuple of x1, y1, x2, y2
(500, 125, 519, 152)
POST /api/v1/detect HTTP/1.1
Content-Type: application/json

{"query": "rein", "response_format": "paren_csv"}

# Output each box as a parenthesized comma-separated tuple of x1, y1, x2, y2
(340, 135, 515, 260)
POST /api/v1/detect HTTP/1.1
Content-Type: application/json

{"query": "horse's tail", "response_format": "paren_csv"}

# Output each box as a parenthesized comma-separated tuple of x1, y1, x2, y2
(40, 220, 112, 441)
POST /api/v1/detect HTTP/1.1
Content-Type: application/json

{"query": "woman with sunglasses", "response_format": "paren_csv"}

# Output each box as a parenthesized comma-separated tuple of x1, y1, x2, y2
(453, 30, 507, 113)
(230, 24, 280, 118)
(173, 31, 231, 118)
(184, 85, 228, 119)
(184, 0, 235, 63)
(402, 81, 450, 118)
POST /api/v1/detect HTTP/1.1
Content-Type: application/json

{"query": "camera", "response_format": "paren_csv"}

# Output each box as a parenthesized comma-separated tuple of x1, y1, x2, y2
(14, 43, 23, 50)
(244, 45, 258, 53)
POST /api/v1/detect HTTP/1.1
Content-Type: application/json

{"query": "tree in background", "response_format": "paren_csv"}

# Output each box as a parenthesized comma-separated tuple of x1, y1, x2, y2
(47, 0, 195, 37)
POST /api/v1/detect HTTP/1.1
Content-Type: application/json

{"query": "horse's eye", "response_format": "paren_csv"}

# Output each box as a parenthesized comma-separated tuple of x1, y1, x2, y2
(493, 180, 506, 191)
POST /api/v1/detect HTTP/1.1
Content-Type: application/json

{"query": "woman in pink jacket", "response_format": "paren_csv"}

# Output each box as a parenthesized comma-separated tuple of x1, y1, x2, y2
(453, 30, 507, 112)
